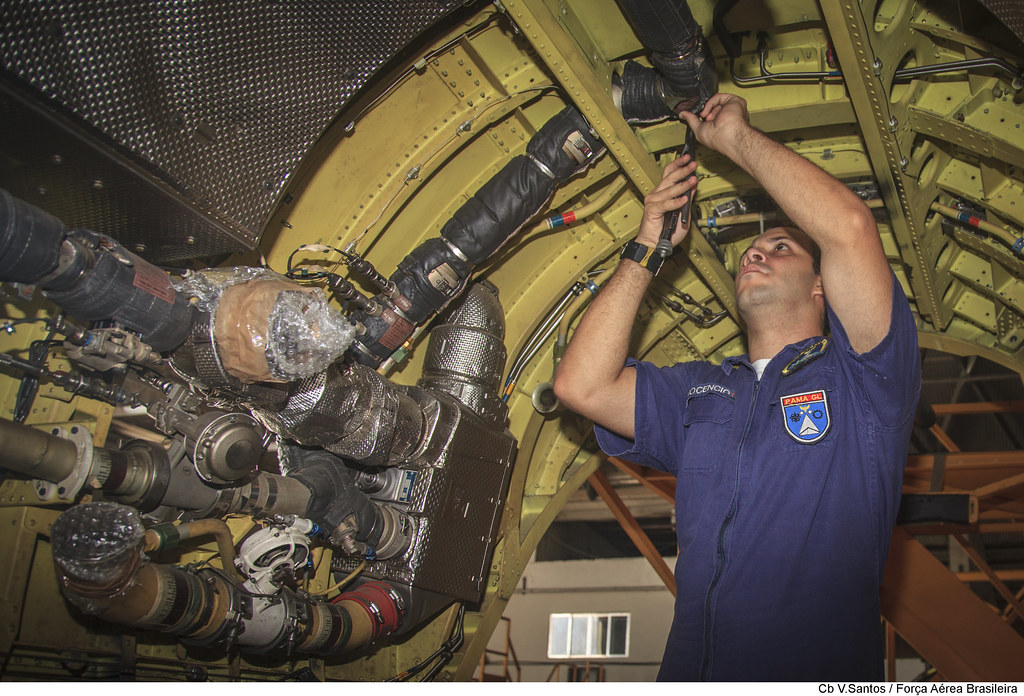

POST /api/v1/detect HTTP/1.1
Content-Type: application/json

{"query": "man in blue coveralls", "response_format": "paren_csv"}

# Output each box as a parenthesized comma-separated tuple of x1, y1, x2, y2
(553, 93, 921, 681)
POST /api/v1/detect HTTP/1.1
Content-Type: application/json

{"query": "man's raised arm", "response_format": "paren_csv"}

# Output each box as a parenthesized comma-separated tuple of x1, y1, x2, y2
(681, 94, 893, 354)
(553, 156, 697, 439)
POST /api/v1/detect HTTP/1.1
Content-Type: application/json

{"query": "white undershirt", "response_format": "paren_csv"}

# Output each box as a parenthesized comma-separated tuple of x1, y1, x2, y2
(752, 358, 771, 380)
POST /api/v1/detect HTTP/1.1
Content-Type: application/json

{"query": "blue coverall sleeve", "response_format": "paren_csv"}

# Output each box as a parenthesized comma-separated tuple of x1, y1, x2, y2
(826, 270, 921, 428)
(593, 358, 692, 475)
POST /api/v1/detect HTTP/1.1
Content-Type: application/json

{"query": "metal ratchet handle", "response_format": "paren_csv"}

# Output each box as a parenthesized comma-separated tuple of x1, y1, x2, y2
(655, 128, 698, 258)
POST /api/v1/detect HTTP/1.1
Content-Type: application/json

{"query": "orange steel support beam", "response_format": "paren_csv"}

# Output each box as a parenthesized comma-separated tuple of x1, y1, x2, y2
(1001, 585, 1024, 627)
(950, 533, 1024, 625)
(929, 424, 961, 453)
(588, 469, 676, 596)
(905, 451, 1024, 469)
(905, 521, 1024, 535)
(973, 472, 1024, 499)
(880, 528, 1024, 681)
(608, 457, 675, 504)
(885, 621, 896, 683)
(957, 570, 1024, 582)
(931, 400, 1024, 415)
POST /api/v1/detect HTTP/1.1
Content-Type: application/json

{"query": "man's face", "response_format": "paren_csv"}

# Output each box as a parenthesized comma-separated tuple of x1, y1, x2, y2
(735, 227, 821, 317)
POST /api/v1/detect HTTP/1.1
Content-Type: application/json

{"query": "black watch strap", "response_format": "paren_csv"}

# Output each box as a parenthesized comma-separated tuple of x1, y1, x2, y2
(620, 241, 665, 275)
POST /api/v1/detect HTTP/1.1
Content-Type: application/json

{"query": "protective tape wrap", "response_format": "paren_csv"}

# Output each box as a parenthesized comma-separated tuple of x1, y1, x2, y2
(177, 267, 355, 383)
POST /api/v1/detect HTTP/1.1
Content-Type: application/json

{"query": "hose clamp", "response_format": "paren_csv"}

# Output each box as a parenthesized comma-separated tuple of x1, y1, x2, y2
(441, 237, 469, 263)
(526, 153, 556, 180)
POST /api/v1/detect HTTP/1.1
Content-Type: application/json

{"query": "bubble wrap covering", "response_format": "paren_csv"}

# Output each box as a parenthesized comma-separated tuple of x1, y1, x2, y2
(50, 502, 145, 611)
(177, 267, 354, 382)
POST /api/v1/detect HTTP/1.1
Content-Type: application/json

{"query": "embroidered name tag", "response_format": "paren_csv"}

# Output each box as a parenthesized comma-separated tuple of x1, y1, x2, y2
(780, 389, 831, 444)
(687, 383, 735, 398)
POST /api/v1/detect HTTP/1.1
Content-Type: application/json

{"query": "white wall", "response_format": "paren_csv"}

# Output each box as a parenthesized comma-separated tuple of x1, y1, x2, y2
(482, 554, 927, 683)
(482, 555, 677, 682)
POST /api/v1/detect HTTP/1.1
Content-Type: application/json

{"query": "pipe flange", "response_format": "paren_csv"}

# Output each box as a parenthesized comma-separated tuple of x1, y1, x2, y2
(189, 412, 265, 485)
(34, 424, 93, 502)
(531, 381, 560, 414)
(238, 590, 301, 653)
(116, 439, 172, 512)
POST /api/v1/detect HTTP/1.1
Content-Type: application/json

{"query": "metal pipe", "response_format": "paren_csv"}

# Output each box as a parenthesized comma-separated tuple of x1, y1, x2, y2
(931, 201, 1024, 257)
(554, 267, 615, 367)
(0, 417, 78, 482)
(51, 502, 405, 657)
(731, 48, 1022, 86)
(144, 519, 244, 584)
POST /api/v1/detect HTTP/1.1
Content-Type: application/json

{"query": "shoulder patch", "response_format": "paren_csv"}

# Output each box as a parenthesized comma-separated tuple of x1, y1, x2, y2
(780, 389, 831, 444)
(782, 337, 829, 376)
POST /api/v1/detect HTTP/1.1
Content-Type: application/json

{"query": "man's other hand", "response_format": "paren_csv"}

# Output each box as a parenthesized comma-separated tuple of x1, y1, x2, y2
(637, 154, 698, 248)
(680, 93, 751, 158)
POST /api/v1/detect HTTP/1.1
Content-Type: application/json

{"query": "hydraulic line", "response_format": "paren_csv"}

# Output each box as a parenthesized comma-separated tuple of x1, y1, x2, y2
(536, 179, 628, 231)
(143, 519, 244, 584)
(0, 351, 139, 406)
(503, 283, 584, 401)
(554, 267, 616, 368)
(698, 199, 885, 228)
(731, 41, 1022, 86)
(931, 201, 1024, 257)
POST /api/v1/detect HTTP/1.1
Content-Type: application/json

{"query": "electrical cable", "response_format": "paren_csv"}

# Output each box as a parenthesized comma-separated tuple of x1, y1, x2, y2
(386, 603, 465, 681)
(323, 560, 367, 599)
(342, 14, 502, 132)
(13, 326, 56, 422)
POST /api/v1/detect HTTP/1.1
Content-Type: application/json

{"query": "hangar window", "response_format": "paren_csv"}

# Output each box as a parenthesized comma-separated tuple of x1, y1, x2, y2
(547, 613, 630, 659)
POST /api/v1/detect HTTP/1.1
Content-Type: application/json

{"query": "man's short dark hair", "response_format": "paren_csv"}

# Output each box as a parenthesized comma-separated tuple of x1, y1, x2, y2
(783, 226, 821, 275)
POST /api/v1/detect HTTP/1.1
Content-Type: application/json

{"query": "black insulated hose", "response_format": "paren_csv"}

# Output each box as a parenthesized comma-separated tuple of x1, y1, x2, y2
(616, 0, 718, 121)
(351, 107, 604, 366)
(0, 189, 194, 352)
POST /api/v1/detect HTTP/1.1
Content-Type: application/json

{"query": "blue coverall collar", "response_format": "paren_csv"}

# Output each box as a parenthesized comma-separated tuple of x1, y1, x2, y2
(720, 334, 829, 377)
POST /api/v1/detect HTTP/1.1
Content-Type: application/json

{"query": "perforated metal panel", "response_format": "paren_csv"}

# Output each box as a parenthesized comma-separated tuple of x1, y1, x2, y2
(0, 0, 462, 263)
(978, 0, 1024, 43)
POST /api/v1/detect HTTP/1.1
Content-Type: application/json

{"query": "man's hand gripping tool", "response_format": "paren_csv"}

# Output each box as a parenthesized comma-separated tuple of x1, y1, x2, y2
(655, 128, 697, 259)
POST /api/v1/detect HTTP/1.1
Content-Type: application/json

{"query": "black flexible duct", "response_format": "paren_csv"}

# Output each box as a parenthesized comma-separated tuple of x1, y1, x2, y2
(285, 447, 380, 547)
(0, 189, 194, 352)
(713, 0, 743, 60)
(615, 0, 718, 122)
(350, 106, 604, 366)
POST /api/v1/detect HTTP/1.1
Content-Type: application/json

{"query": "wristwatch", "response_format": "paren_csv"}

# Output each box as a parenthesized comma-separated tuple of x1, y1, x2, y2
(620, 240, 665, 275)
